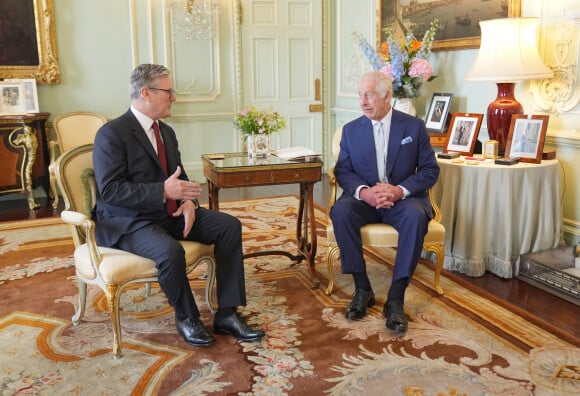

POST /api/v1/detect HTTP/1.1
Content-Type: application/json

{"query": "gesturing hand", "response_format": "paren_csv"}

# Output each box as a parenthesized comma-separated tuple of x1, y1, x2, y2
(164, 166, 202, 201)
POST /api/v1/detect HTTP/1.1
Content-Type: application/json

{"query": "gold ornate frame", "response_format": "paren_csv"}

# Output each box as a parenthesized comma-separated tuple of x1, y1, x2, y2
(0, 0, 60, 84)
(376, 0, 521, 51)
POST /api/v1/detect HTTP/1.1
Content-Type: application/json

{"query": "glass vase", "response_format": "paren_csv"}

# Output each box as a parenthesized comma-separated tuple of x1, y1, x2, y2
(247, 133, 270, 160)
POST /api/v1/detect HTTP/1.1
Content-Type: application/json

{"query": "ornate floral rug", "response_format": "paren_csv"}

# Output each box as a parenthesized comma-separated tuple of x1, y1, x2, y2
(0, 196, 578, 395)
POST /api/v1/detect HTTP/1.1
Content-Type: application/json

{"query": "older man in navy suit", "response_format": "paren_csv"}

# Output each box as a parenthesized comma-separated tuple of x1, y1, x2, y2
(93, 64, 264, 347)
(331, 71, 440, 332)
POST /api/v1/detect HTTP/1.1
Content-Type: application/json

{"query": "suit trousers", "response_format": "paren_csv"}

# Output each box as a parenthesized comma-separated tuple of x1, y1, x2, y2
(330, 195, 430, 282)
(116, 207, 246, 321)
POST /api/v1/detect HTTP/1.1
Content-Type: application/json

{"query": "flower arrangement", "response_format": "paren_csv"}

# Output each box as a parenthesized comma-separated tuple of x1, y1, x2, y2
(353, 19, 439, 99)
(234, 105, 287, 137)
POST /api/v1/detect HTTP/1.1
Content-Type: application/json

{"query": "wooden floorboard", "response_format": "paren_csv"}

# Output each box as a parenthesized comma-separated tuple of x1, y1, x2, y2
(1, 176, 577, 339)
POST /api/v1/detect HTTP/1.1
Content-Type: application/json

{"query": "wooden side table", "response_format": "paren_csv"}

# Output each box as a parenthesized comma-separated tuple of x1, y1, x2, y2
(0, 113, 51, 209)
(429, 132, 447, 148)
(202, 152, 323, 288)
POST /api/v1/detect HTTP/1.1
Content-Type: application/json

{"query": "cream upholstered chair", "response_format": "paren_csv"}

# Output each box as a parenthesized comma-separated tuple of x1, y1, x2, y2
(49, 112, 107, 209)
(55, 144, 216, 358)
(325, 126, 445, 296)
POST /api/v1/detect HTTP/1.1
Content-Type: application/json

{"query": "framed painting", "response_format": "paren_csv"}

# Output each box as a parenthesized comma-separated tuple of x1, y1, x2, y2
(0, 0, 60, 84)
(425, 93, 453, 133)
(376, 0, 521, 51)
(444, 112, 483, 156)
(504, 115, 549, 164)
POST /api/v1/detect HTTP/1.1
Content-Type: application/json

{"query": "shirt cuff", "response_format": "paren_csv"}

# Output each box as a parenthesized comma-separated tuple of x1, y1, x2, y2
(398, 185, 410, 199)
(354, 185, 369, 200)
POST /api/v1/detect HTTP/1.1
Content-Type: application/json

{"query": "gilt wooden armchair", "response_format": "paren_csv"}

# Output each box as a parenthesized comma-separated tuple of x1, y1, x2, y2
(325, 126, 445, 296)
(55, 144, 216, 358)
(49, 112, 107, 209)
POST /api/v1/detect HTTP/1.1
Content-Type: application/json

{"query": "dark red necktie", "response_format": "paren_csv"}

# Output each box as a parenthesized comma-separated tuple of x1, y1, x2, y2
(152, 122, 178, 215)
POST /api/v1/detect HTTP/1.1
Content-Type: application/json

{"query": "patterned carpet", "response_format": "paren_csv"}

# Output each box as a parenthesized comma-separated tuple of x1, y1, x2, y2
(0, 196, 578, 395)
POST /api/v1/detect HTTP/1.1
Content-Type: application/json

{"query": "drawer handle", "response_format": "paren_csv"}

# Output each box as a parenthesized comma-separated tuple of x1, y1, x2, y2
(294, 172, 300, 179)
(269, 172, 276, 183)
(243, 176, 251, 182)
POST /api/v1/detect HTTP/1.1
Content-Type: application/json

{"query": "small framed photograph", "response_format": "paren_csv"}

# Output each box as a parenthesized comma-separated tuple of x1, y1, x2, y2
(505, 115, 549, 163)
(4, 78, 39, 113)
(0, 82, 26, 115)
(444, 112, 484, 156)
(425, 93, 453, 133)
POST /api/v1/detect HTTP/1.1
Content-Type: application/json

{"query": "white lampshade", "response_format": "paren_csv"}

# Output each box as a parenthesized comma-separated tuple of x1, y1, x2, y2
(465, 17, 553, 82)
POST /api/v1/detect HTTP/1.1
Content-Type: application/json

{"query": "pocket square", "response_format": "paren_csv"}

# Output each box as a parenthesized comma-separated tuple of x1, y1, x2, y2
(401, 136, 413, 145)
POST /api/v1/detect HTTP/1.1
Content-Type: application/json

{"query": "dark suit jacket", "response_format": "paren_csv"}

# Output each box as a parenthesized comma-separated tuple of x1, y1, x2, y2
(335, 110, 440, 213)
(92, 109, 188, 247)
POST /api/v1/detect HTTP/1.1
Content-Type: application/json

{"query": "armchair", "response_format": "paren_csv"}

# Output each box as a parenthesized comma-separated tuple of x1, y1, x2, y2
(325, 126, 445, 296)
(49, 112, 107, 209)
(55, 144, 216, 358)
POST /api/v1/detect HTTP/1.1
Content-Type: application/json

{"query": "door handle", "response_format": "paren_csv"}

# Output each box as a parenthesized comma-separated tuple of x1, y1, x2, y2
(310, 78, 323, 112)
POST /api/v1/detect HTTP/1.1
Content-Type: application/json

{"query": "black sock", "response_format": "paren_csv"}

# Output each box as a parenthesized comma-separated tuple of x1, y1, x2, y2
(216, 307, 236, 319)
(387, 277, 409, 303)
(352, 273, 372, 291)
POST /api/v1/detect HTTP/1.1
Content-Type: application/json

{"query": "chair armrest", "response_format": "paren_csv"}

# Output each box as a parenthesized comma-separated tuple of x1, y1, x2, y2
(428, 188, 442, 223)
(61, 209, 89, 226)
(61, 210, 102, 265)
(48, 140, 61, 163)
(326, 166, 338, 218)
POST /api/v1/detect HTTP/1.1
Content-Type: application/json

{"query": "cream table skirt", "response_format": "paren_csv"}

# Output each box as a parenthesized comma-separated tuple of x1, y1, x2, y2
(432, 158, 563, 278)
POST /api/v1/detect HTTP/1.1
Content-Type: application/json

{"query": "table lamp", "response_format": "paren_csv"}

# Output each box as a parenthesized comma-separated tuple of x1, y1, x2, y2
(465, 17, 553, 155)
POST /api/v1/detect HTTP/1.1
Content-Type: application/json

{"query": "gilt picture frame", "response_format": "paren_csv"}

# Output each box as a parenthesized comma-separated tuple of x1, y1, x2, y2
(376, 0, 521, 51)
(0, 0, 60, 84)
(444, 112, 483, 156)
(425, 93, 453, 133)
(504, 115, 549, 164)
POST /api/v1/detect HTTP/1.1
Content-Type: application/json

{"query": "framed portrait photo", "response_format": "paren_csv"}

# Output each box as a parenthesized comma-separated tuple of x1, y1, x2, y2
(505, 115, 549, 163)
(4, 78, 39, 113)
(444, 112, 484, 156)
(425, 93, 453, 133)
(0, 81, 26, 115)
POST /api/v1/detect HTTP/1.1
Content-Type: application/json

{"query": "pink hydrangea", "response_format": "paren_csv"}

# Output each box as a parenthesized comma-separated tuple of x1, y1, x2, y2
(408, 58, 433, 81)
(379, 65, 394, 80)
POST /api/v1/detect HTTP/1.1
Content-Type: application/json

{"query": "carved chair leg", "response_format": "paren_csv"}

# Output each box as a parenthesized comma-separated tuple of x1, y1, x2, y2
(72, 279, 87, 325)
(325, 245, 340, 296)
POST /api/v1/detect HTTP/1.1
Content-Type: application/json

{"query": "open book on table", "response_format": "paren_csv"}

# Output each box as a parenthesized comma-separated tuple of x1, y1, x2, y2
(272, 146, 321, 161)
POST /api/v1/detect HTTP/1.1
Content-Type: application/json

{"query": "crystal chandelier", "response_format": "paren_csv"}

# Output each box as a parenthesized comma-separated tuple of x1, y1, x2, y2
(168, 0, 220, 40)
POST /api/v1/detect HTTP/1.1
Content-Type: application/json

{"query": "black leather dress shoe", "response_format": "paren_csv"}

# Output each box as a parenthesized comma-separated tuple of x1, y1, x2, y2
(213, 312, 265, 342)
(176, 317, 215, 347)
(384, 301, 408, 332)
(345, 289, 375, 320)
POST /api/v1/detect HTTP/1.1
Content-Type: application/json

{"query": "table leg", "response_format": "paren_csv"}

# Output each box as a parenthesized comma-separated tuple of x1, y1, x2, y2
(239, 181, 320, 289)
(297, 182, 319, 289)
(207, 180, 219, 211)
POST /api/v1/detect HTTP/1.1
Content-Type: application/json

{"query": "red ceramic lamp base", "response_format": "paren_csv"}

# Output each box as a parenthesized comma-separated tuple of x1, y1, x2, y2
(487, 82, 523, 155)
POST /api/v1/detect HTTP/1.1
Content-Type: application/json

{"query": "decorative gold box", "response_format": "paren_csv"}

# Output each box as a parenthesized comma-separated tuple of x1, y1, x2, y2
(484, 140, 499, 159)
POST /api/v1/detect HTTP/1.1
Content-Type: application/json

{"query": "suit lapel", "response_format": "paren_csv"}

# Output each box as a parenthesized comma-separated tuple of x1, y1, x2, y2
(386, 111, 405, 178)
(125, 111, 164, 170)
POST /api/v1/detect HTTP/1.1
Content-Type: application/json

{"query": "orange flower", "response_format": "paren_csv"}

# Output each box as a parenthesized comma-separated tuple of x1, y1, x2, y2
(410, 40, 422, 52)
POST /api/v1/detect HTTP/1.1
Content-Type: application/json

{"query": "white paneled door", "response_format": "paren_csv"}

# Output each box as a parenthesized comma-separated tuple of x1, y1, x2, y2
(241, 0, 323, 153)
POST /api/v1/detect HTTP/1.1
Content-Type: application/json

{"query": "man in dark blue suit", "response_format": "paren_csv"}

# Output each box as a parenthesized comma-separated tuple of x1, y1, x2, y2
(93, 64, 264, 347)
(331, 71, 440, 332)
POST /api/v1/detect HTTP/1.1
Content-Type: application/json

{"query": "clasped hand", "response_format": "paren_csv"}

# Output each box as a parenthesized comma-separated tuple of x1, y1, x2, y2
(361, 182, 403, 209)
(164, 166, 201, 237)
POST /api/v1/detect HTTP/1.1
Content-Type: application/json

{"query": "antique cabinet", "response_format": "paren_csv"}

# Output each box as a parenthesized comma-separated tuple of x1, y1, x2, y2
(0, 113, 51, 209)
